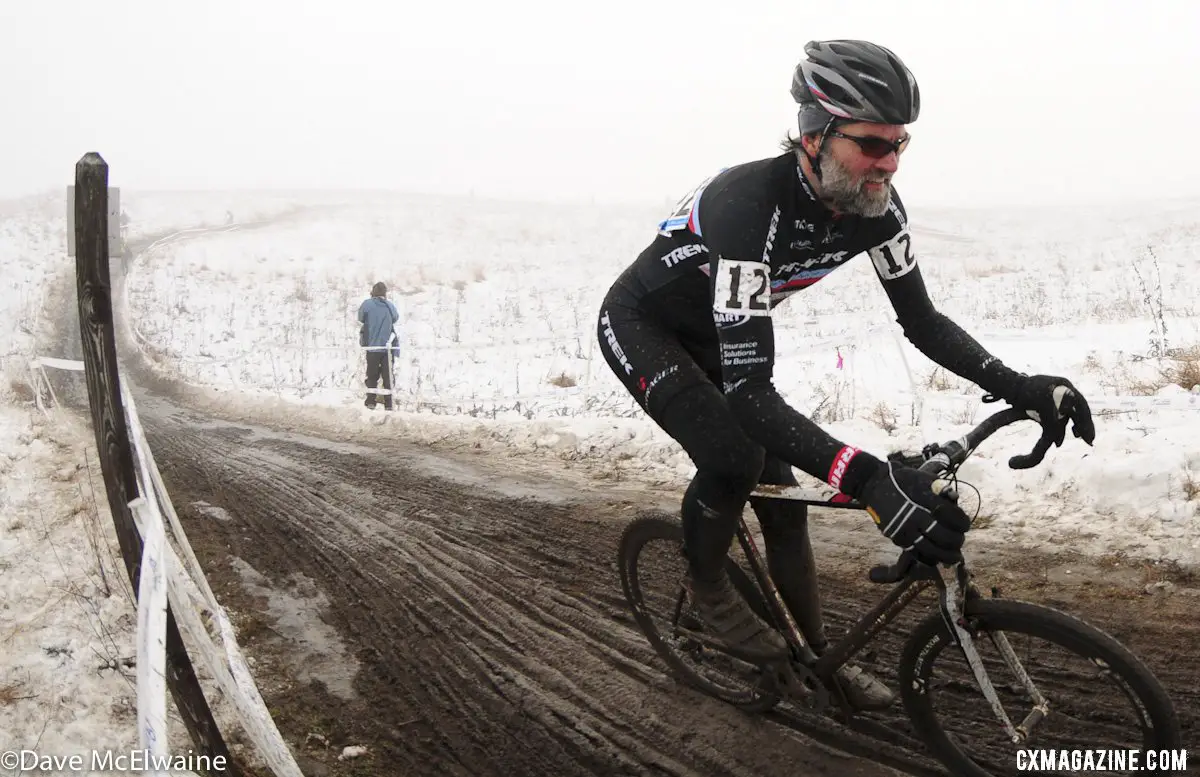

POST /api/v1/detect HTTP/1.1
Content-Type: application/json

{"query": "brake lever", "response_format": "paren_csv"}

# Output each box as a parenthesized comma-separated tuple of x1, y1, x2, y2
(868, 549, 917, 584)
(865, 480, 965, 584)
(931, 477, 959, 503)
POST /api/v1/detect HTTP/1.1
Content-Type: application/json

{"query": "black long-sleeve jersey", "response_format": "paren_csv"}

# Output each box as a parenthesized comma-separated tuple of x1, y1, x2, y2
(608, 152, 1024, 489)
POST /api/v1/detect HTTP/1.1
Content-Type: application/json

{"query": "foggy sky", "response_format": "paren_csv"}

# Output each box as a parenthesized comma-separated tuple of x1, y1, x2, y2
(3, 0, 1197, 208)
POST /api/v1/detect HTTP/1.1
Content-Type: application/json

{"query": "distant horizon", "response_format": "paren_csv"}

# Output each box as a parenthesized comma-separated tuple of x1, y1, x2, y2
(11, 180, 1200, 218)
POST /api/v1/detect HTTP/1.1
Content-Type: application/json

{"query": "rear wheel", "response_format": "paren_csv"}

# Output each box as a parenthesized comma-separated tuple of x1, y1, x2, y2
(617, 513, 781, 712)
(899, 597, 1182, 776)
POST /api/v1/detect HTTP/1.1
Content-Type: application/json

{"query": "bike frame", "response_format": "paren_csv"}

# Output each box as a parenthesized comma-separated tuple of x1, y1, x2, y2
(730, 407, 1056, 741)
(731, 495, 936, 679)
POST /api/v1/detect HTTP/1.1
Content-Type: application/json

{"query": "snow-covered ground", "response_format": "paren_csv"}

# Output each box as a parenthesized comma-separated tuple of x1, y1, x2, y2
(0, 190, 309, 770)
(0, 192, 194, 766)
(122, 190, 1200, 563)
(2, 186, 1199, 763)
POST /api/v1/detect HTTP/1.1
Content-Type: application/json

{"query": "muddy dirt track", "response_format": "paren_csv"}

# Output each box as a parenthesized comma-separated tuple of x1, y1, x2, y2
(122, 382, 1200, 777)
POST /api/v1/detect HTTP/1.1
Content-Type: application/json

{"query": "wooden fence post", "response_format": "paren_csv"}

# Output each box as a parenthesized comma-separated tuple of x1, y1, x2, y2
(73, 152, 239, 775)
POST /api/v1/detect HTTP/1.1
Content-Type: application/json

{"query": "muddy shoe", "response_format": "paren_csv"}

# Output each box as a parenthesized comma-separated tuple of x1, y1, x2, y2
(835, 664, 896, 711)
(686, 571, 788, 662)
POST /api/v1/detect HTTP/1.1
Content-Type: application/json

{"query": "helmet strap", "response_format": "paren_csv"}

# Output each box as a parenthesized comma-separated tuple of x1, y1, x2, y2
(803, 116, 839, 182)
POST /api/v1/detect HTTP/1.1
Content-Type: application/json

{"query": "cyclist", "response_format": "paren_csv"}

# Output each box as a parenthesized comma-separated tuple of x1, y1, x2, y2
(596, 39, 1095, 710)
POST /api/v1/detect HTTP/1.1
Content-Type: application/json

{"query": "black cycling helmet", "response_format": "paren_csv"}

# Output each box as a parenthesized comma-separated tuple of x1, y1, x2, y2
(791, 39, 920, 136)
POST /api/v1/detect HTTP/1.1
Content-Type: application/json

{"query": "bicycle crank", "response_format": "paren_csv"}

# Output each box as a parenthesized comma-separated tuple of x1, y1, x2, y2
(773, 662, 830, 713)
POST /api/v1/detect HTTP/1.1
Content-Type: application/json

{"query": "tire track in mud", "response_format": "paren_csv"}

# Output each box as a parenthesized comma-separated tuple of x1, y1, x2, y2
(144, 408, 922, 777)
(140, 400, 1199, 777)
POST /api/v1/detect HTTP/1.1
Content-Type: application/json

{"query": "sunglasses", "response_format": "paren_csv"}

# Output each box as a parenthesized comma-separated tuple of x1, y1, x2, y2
(827, 130, 911, 158)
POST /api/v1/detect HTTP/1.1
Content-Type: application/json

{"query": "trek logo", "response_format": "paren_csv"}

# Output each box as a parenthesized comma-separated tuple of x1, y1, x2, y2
(600, 311, 633, 375)
(660, 243, 709, 268)
(828, 445, 860, 491)
(761, 205, 781, 265)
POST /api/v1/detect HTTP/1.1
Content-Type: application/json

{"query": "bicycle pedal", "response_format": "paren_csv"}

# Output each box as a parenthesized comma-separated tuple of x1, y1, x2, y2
(779, 665, 829, 712)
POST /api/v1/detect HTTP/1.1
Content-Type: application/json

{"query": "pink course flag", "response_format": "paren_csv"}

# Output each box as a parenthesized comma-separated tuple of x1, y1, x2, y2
(836, 347, 844, 370)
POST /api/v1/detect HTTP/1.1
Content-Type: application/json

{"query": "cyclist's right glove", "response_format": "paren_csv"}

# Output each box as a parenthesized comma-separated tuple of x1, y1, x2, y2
(857, 460, 971, 566)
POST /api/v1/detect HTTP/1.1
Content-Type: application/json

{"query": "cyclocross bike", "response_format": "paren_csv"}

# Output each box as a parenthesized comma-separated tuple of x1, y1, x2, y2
(617, 406, 1183, 776)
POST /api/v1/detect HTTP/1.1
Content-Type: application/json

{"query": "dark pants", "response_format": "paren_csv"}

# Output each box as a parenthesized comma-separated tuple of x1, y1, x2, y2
(365, 351, 393, 409)
(596, 296, 829, 649)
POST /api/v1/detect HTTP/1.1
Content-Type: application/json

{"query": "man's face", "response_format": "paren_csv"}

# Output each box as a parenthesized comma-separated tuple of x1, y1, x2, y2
(812, 122, 909, 218)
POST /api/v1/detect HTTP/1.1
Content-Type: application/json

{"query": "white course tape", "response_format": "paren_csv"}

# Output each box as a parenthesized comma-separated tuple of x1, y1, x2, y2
(119, 376, 306, 777)
(129, 493, 169, 774)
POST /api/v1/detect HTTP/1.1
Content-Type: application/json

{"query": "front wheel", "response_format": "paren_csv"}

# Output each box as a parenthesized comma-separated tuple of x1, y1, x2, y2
(898, 598, 1182, 776)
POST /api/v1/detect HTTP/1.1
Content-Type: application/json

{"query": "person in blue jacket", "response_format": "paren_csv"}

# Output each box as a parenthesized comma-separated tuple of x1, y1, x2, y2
(358, 281, 400, 410)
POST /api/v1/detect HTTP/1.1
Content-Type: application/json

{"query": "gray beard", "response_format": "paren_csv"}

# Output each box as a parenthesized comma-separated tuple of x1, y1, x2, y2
(817, 151, 892, 218)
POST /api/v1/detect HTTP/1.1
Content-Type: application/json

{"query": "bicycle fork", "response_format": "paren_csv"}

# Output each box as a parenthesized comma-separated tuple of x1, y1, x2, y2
(937, 564, 1050, 744)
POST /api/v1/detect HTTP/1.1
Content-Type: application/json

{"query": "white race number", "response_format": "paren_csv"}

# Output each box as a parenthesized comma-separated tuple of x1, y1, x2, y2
(868, 229, 917, 280)
(713, 258, 771, 316)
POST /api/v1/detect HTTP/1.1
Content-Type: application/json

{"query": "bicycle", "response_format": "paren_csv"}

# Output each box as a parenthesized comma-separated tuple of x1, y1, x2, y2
(617, 406, 1183, 776)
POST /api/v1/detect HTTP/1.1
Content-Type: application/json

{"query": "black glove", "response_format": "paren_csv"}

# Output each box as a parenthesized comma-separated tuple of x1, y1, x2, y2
(1008, 374, 1096, 448)
(859, 460, 971, 566)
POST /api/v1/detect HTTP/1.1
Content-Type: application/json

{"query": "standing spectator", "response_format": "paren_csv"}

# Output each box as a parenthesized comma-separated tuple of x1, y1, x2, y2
(358, 281, 399, 410)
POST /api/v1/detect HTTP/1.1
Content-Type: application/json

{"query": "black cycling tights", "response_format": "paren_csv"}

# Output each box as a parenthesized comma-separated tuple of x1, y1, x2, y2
(656, 381, 827, 646)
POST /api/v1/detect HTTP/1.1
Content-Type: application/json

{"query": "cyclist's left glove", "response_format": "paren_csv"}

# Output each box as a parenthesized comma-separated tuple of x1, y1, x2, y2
(1003, 374, 1096, 450)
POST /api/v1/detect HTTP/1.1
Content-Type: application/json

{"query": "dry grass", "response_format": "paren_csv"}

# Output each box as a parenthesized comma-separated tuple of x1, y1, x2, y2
(1183, 468, 1200, 502)
(924, 367, 957, 392)
(970, 513, 996, 530)
(1126, 375, 1170, 396)
(8, 376, 36, 403)
(1110, 344, 1200, 395)
(869, 401, 898, 434)
(547, 371, 578, 388)
(950, 401, 979, 425)
(289, 277, 313, 304)
(0, 678, 35, 706)
(1166, 346, 1200, 391)
(966, 263, 1020, 279)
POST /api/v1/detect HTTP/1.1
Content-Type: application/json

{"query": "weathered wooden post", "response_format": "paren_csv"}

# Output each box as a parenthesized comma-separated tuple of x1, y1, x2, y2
(73, 153, 238, 775)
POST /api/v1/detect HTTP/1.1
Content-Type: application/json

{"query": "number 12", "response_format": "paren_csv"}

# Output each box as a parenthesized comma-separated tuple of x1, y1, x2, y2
(723, 263, 769, 311)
